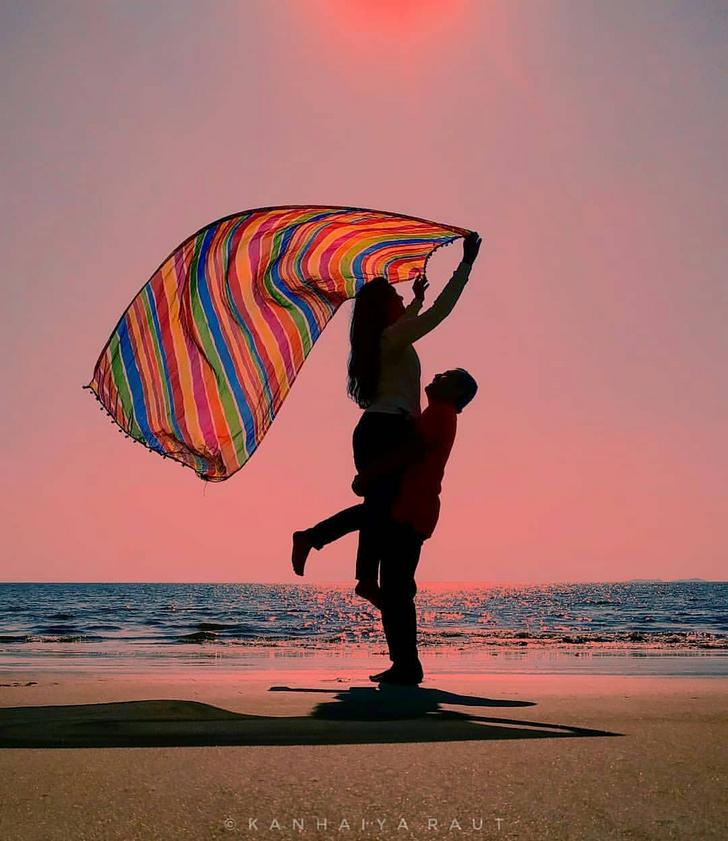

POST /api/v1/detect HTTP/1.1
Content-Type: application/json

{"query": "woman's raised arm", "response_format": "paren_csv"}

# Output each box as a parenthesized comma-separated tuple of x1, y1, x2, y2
(384, 232, 481, 350)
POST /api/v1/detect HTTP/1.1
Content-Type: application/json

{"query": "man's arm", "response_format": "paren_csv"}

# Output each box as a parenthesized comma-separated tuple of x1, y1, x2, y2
(353, 408, 457, 496)
(351, 433, 426, 496)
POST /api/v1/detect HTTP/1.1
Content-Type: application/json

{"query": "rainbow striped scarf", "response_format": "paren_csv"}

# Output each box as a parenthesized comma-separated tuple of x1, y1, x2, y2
(86, 205, 469, 481)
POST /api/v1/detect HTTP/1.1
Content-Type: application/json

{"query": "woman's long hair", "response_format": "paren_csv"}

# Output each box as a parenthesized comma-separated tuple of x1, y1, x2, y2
(347, 277, 392, 408)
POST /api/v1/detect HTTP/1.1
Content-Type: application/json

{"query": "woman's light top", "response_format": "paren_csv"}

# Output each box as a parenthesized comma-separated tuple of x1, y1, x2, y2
(85, 205, 470, 481)
(366, 261, 472, 417)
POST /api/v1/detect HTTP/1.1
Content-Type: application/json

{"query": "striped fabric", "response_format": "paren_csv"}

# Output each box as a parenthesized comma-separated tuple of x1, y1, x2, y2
(86, 205, 470, 481)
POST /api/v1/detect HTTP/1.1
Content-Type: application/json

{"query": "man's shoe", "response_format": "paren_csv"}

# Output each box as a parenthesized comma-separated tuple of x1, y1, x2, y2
(368, 668, 391, 682)
(369, 664, 423, 685)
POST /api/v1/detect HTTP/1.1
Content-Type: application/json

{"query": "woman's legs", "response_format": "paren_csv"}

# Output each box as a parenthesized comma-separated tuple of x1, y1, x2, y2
(352, 412, 414, 587)
(292, 505, 365, 576)
(292, 412, 414, 588)
(291, 496, 388, 608)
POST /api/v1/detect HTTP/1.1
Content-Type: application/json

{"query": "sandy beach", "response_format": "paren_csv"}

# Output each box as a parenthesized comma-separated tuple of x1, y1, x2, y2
(0, 667, 726, 841)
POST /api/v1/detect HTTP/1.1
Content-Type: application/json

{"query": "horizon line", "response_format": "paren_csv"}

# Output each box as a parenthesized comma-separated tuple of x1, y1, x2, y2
(0, 578, 723, 586)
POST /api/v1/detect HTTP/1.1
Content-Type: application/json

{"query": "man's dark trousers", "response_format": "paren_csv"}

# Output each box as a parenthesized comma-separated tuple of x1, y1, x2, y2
(308, 511, 424, 671)
(379, 519, 424, 671)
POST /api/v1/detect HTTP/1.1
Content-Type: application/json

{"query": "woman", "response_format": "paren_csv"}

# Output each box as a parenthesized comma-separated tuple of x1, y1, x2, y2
(292, 231, 482, 604)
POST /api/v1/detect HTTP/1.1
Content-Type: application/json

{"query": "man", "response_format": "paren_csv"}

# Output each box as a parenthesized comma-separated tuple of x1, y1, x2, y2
(370, 368, 477, 684)
(293, 368, 478, 685)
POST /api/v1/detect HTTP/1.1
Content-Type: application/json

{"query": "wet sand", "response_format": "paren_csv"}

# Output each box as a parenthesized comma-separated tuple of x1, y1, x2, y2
(0, 669, 726, 840)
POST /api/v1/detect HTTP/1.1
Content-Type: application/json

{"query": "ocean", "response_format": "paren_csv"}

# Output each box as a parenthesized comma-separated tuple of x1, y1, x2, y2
(1, 581, 726, 675)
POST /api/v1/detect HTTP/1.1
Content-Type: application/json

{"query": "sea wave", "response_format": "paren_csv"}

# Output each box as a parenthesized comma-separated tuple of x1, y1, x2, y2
(1, 581, 726, 656)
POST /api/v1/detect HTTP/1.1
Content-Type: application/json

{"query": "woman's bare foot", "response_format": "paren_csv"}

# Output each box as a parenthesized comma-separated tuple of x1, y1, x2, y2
(354, 578, 382, 610)
(292, 530, 314, 576)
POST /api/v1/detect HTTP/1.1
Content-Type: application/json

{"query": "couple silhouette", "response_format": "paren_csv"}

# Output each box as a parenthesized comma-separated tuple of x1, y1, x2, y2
(292, 232, 482, 686)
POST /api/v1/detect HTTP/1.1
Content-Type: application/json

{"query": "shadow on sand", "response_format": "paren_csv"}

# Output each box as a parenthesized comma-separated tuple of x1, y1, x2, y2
(0, 684, 620, 748)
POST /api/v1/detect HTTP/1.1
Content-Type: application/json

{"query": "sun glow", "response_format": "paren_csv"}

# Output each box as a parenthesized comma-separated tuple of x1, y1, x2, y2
(336, 0, 466, 32)
(304, 0, 471, 49)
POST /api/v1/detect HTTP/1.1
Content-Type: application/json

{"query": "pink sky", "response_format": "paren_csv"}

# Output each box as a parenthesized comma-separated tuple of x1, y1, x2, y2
(2, 1, 726, 583)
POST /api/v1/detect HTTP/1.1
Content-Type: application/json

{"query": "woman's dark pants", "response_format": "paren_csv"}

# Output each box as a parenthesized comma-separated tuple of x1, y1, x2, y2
(308, 410, 414, 581)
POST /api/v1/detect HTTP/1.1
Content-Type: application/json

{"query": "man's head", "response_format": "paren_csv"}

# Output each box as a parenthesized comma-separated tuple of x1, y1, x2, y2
(425, 368, 478, 413)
